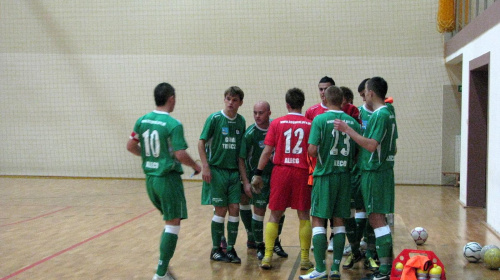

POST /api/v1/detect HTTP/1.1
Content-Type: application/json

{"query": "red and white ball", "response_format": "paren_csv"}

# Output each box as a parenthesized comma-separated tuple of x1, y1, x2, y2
(410, 227, 428, 245)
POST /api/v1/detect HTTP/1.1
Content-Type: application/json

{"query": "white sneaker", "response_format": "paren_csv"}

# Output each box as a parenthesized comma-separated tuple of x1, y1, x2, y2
(327, 238, 334, 252)
(299, 269, 328, 279)
(152, 272, 175, 280)
(343, 243, 352, 255)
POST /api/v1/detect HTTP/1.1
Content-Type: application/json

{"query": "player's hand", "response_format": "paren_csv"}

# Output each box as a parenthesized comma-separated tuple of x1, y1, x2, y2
(192, 162, 202, 177)
(333, 119, 348, 133)
(243, 182, 253, 198)
(202, 165, 212, 183)
(251, 175, 263, 194)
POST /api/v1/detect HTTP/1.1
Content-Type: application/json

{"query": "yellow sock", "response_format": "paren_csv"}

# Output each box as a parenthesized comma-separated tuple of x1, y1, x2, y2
(299, 219, 312, 261)
(264, 222, 279, 259)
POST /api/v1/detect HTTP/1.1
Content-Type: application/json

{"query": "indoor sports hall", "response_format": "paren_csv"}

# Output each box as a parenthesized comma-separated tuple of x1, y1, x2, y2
(1, 1, 499, 279)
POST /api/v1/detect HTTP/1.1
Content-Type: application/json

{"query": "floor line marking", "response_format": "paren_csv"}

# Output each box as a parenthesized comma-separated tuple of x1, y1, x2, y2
(0, 206, 72, 227)
(0, 208, 156, 280)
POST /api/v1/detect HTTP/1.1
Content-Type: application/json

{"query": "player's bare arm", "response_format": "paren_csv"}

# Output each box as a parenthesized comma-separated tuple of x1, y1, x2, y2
(334, 119, 378, 153)
(251, 144, 273, 191)
(307, 144, 318, 158)
(197, 139, 212, 183)
(238, 157, 253, 198)
(126, 139, 141, 156)
(174, 150, 201, 176)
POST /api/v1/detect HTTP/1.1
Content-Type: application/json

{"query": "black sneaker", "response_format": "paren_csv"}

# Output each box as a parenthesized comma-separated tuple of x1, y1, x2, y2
(210, 248, 230, 262)
(360, 272, 389, 280)
(247, 240, 257, 249)
(273, 239, 288, 258)
(226, 248, 241, 263)
(256, 243, 265, 260)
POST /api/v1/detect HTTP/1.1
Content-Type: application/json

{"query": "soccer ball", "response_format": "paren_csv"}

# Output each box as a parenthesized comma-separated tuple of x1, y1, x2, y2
(410, 227, 428, 245)
(480, 244, 499, 261)
(463, 242, 482, 263)
(484, 248, 500, 269)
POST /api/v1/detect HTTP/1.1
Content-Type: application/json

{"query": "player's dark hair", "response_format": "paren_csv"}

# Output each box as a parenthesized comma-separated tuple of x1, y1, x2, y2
(358, 78, 370, 93)
(325, 86, 343, 107)
(319, 76, 335, 86)
(366, 77, 388, 99)
(224, 86, 244, 101)
(340, 86, 354, 103)
(285, 88, 305, 109)
(154, 82, 175, 106)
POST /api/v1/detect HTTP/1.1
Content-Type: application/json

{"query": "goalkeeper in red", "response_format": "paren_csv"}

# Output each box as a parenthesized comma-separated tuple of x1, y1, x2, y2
(252, 88, 313, 270)
(302, 85, 361, 279)
(334, 77, 398, 280)
(127, 82, 201, 280)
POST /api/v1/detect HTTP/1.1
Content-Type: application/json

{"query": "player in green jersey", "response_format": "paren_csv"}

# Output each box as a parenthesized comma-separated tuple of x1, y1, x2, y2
(335, 77, 398, 280)
(198, 86, 246, 263)
(238, 101, 288, 260)
(302, 86, 360, 280)
(127, 82, 201, 280)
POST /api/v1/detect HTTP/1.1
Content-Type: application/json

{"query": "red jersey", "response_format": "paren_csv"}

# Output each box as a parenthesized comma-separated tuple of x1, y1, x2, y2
(342, 103, 361, 124)
(305, 103, 328, 120)
(264, 113, 311, 170)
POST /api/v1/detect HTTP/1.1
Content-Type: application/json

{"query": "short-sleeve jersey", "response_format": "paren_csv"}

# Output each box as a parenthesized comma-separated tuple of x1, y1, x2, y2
(264, 113, 311, 170)
(305, 103, 328, 121)
(239, 122, 273, 176)
(308, 110, 361, 175)
(359, 106, 398, 171)
(130, 110, 187, 176)
(358, 105, 374, 134)
(199, 110, 246, 170)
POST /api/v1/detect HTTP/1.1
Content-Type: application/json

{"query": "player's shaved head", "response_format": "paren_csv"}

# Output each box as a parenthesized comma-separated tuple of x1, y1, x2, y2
(254, 101, 270, 112)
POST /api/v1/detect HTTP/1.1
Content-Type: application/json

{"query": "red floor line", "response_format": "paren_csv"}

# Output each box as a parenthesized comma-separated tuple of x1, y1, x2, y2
(0, 208, 156, 280)
(0, 206, 72, 227)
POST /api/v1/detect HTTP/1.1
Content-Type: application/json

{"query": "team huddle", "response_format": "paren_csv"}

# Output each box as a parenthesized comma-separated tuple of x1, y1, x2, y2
(127, 76, 398, 280)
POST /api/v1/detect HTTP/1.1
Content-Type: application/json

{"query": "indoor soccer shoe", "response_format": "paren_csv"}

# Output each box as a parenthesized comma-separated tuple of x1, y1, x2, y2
(364, 257, 379, 271)
(343, 244, 351, 255)
(298, 269, 327, 280)
(328, 270, 341, 279)
(327, 237, 334, 252)
(226, 248, 241, 263)
(152, 272, 175, 280)
(273, 239, 288, 258)
(300, 260, 314, 270)
(260, 256, 272, 269)
(210, 248, 230, 262)
(342, 252, 363, 269)
(256, 243, 265, 260)
(360, 271, 389, 280)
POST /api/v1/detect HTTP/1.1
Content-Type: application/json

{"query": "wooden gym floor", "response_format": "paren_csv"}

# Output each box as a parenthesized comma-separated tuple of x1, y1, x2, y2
(1, 177, 499, 280)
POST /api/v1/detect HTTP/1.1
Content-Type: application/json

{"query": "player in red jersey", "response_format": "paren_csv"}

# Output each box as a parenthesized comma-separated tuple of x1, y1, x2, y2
(252, 88, 313, 270)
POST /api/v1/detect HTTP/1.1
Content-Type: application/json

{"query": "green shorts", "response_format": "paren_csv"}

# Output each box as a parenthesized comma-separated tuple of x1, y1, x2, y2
(361, 168, 395, 215)
(310, 172, 351, 219)
(350, 166, 364, 210)
(201, 166, 241, 206)
(146, 174, 187, 221)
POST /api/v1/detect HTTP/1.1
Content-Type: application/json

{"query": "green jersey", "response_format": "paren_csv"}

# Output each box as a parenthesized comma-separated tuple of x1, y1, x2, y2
(239, 122, 274, 176)
(200, 110, 246, 170)
(131, 110, 187, 176)
(308, 110, 361, 176)
(358, 104, 373, 134)
(359, 106, 398, 171)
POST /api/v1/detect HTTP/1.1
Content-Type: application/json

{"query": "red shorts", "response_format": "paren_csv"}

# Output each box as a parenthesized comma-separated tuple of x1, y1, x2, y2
(269, 165, 311, 211)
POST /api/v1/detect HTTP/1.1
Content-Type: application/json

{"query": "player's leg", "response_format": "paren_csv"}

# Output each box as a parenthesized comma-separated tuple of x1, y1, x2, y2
(148, 175, 186, 279)
(329, 173, 349, 279)
(273, 213, 288, 258)
(261, 209, 284, 269)
(361, 170, 394, 280)
(253, 206, 266, 259)
(291, 167, 313, 270)
(209, 168, 230, 262)
(239, 190, 255, 248)
(300, 216, 328, 280)
(225, 173, 243, 263)
(344, 170, 365, 269)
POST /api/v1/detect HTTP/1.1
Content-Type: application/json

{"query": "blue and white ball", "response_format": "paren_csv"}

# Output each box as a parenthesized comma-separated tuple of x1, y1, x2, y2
(463, 242, 482, 263)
